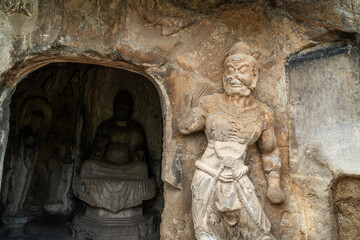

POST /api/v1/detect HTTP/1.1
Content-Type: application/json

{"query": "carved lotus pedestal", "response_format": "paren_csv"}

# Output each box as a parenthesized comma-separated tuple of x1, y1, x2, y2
(72, 176, 156, 240)
(73, 206, 154, 240)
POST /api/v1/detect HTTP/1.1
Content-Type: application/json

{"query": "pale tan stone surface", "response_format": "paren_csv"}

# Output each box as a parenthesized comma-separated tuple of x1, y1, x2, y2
(177, 42, 284, 239)
(288, 43, 360, 240)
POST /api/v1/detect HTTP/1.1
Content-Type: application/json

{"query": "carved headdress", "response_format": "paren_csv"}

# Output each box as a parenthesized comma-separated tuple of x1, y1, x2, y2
(225, 42, 257, 63)
(226, 42, 252, 57)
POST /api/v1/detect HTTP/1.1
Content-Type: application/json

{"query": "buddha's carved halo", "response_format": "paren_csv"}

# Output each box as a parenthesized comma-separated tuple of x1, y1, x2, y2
(99, 77, 145, 118)
(113, 91, 133, 107)
(113, 91, 133, 121)
(17, 96, 52, 134)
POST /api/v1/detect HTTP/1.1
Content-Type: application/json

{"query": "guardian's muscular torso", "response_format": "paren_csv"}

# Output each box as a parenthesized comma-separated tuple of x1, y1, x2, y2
(179, 93, 276, 172)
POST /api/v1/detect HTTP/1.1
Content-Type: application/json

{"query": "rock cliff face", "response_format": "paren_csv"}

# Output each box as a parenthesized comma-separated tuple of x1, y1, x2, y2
(0, 0, 359, 239)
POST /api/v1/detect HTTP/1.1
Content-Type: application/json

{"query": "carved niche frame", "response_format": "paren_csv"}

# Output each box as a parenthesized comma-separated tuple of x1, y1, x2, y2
(0, 53, 178, 230)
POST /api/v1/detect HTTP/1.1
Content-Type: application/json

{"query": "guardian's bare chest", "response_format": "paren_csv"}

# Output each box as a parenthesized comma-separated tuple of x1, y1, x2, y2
(205, 104, 264, 145)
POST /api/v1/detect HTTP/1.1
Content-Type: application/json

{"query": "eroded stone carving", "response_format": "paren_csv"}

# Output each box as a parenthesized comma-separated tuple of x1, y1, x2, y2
(1, 97, 51, 218)
(73, 91, 156, 239)
(1, 0, 32, 17)
(44, 145, 74, 214)
(178, 42, 284, 239)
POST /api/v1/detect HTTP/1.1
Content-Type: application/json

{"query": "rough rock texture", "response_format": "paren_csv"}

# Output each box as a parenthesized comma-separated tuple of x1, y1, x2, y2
(0, 0, 358, 239)
(334, 177, 360, 239)
(288, 43, 360, 240)
(275, 0, 360, 33)
(288, 43, 360, 176)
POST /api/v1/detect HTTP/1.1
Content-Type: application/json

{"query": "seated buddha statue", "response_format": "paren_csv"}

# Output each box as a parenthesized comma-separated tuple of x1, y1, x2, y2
(73, 91, 156, 228)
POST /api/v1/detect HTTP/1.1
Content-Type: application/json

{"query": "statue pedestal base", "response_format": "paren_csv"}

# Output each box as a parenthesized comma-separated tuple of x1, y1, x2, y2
(73, 206, 155, 240)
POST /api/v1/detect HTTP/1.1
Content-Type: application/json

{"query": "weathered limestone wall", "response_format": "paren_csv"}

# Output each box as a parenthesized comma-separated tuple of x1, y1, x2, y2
(0, 0, 359, 239)
(288, 43, 360, 239)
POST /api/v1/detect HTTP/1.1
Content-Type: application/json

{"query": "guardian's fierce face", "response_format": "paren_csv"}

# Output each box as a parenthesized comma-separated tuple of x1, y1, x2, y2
(223, 54, 258, 97)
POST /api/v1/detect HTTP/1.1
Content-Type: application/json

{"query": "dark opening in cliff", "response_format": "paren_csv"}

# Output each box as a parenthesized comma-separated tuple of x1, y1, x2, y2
(0, 63, 164, 240)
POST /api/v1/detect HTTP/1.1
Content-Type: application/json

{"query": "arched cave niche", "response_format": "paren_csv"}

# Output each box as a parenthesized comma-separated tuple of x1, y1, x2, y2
(0, 63, 164, 239)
